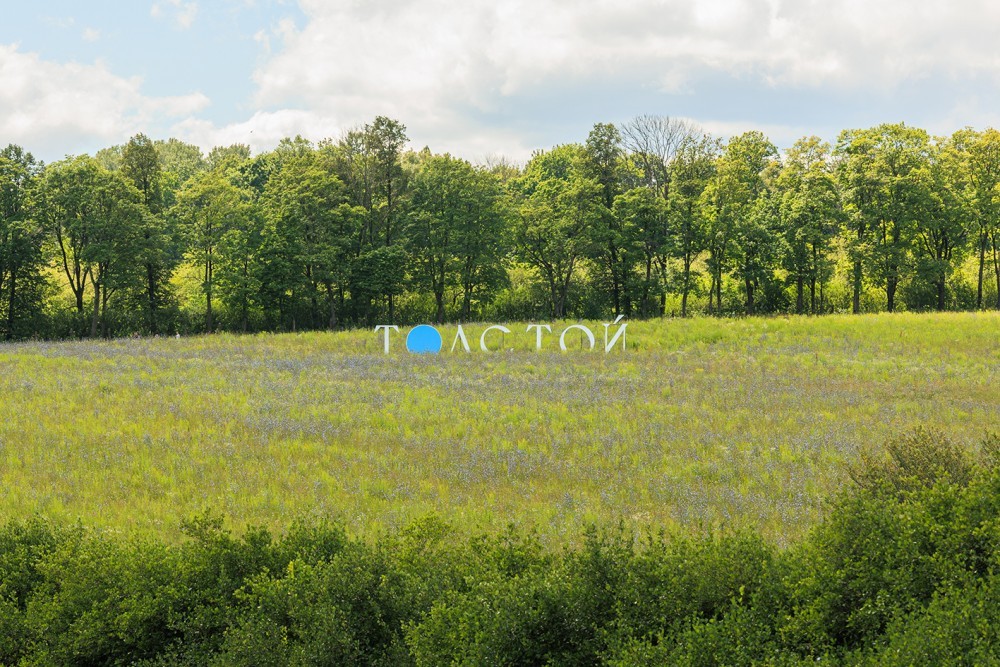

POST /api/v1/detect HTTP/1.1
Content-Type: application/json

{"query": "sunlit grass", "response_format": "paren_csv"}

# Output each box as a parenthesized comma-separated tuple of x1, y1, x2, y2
(1, 312, 997, 544)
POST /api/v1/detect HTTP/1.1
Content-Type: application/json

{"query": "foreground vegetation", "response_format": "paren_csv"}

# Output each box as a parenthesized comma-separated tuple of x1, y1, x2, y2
(2, 429, 1000, 665)
(1, 313, 997, 543)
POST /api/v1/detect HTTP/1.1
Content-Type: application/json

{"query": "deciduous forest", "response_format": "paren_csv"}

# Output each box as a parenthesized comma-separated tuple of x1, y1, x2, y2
(3, 116, 1000, 340)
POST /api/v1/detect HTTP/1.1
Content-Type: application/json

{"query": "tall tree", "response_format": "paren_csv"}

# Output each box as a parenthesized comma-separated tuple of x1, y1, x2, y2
(407, 154, 509, 323)
(964, 128, 1000, 309)
(668, 133, 719, 316)
(122, 134, 173, 333)
(207, 144, 252, 172)
(733, 187, 783, 315)
(174, 169, 250, 332)
(620, 115, 698, 200)
(620, 116, 704, 315)
(611, 187, 665, 316)
(330, 118, 410, 321)
(911, 136, 971, 310)
(85, 171, 145, 336)
(0, 145, 45, 339)
(514, 145, 602, 318)
(778, 137, 843, 314)
(366, 117, 409, 319)
(837, 124, 929, 312)
(583, 123, 634, 317)
(701, 131, 776, 314)
(261, 148, 357, 330)
(36, 156, 144, 336)
(155, 138, 206, 207)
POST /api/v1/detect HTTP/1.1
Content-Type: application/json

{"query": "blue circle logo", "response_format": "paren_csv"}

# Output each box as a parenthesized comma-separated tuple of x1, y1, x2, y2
(405, 325, 442, 354)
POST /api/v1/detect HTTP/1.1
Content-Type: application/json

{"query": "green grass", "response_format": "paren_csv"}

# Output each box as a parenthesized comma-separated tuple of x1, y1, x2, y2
(1, 312, 997, 544)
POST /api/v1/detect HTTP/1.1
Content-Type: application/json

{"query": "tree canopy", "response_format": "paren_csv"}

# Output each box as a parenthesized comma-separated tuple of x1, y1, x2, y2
(2, 118, 1000, 339)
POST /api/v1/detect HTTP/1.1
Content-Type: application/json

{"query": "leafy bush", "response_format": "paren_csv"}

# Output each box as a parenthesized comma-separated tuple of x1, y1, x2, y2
(4, 429, 1000, 664)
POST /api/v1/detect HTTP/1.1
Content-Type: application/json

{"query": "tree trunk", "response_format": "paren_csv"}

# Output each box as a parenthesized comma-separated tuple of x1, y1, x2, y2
(609, 245, 621, 318)
(796, 275, 804, 314)
(6, 267, 16, 340)
(326, 283, 337, 329)
(101, 283, 109, 338)
(435, 290, 445, 324)
(643, 257, 653, 316)
(715, 268, 723, 315)
(886, 277, 897, 313)
(810, 244, 818, 314)
(707, 273, 716, 315)
(993, 232, 1000, 309)
(461, 284, 472, 321)
(977, 229, 987, 309)
(852, 259, 862, 314)
(549, 278, 560, 319)
(677, 252, 691, 317)
(241, 260, 249, 333)
(90, 282, 101, 338)
(745, 277, 755, 316)
(205, 261, 213, 333)
(146, 263, 158, 334)
(937, 278, 947, 311)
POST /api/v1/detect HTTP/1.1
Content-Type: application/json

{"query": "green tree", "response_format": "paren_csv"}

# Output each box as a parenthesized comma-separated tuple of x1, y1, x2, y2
(583, 123, 634, 317)
(701, 131, 776, 314)
(733, 188, 783, 315)
(0, 145, 46, 339)
(155, 138, 206, 208)
(37, 157, 145, 335)
(837, 123, 930, 312)
(513, 145, 603, 318)
(611, 187, 666, 317)
(777, 137, 843, 314)
(122, 134, 175, 333)
(668, 133, 718, 316)
(366, 118, 409, 319)
(330, 118, 410, 322)
(260, 148, 358, 330)
(910, 135, 971, 310)
(207, 144, 252, 172)
(174, 169, 250, 332)
(85, 171, 145, 336)
(215, 203, 264, 332)
(454, 168, 510, 321)
(621, 115, 703, 315)
(407, 154, 509, 323)
(964, 128, 1000, 309)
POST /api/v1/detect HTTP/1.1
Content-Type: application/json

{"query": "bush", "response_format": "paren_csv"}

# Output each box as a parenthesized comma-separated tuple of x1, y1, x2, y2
(848, 426, 977, 495)
(3, 429, 1000, 664)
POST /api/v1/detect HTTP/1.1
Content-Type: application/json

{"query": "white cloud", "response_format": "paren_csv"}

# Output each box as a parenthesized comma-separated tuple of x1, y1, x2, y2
(696, 118, 818, 151)
(10, 0, 1000, 162)
(82, 28, 101, 43)
(171, 109, 337, 154)
(0, 44, 209, 157)
(234, 0, 1000, 158)
(151, 0, 199, 29)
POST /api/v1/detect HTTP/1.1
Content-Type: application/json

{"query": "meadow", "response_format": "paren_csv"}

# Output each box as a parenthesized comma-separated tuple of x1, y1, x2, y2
(0, 312, 997, 544)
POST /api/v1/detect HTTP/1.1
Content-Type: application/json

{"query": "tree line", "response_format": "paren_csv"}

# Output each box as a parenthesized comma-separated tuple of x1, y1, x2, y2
(2, 117, 1000, 339)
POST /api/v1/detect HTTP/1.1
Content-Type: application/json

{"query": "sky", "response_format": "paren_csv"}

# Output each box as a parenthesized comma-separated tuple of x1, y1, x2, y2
(3, 0, 1000, 164)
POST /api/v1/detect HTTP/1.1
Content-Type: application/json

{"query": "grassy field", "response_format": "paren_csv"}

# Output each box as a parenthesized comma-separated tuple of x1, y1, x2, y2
(0, 312, 997, 544)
